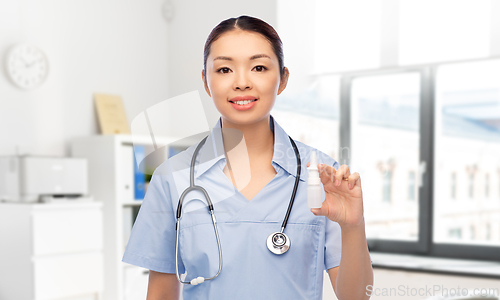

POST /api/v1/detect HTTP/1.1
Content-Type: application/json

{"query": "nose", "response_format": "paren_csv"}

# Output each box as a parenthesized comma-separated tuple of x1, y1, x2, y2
(233, 70, 252, 90)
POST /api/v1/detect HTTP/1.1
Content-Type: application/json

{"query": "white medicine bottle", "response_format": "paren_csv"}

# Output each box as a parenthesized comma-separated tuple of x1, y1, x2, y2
(307, 151, 322, 209)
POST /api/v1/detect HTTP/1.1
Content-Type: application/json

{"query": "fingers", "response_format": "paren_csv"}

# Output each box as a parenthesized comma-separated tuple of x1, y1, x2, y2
(310, 201, 328, 217)
(334, 164, 350, 186)
(348, 172, 360, 189)
(309, 161, 335, 186)
(318, 164, 336, 186)
(318, 164, 356, 188)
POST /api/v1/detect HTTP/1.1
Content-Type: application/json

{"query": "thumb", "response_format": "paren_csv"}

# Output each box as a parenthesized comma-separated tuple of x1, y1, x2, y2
(310, 201, 327, 216)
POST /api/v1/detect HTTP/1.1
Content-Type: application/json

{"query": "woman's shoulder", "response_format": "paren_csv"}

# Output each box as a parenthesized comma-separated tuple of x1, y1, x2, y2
(292, 139, 341, 170)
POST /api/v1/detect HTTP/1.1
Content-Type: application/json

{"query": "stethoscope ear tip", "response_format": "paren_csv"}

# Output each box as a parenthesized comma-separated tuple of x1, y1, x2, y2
(190, 276, 205, 285)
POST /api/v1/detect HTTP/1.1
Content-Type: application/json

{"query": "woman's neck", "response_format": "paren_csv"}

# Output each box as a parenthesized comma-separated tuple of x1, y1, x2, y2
(221, 116, 274, 158)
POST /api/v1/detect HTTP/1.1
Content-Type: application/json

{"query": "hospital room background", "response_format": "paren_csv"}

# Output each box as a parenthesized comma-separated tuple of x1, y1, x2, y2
(1, 0, 500, 299)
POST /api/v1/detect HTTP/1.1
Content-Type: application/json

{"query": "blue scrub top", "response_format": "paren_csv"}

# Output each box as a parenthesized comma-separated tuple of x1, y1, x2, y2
(123, 115, 349, 299)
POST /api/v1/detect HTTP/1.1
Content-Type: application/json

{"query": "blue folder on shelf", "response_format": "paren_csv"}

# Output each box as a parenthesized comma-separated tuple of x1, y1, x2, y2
(168, 146, 184, 158)
(133, 145, 145, 200)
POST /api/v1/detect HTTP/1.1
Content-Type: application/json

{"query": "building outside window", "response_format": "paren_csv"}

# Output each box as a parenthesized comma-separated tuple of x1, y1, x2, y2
(450, 172, 456, 200)
(383, 170, 392, 203)
(408, 171, 415, 201)
(498, 171, 500, 199)
(434, 60, 500, 250)
(351, 73, 420, 241)
(485, 173, 490, 198)
(468, 173, 474, 199)
(470, 225, 475, 240)
(449, 228, 462, 239)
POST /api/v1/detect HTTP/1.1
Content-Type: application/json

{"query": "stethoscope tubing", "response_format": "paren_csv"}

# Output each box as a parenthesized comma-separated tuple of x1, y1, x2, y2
(175, 136, 223, 284)
(175, 210, 223, 284)
(175, 130, 301, 284)
(280, 137, 301, 233)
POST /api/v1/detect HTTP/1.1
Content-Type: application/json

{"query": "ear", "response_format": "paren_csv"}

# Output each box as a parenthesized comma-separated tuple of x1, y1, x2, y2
(202, 69, 211, 97)
(277, 67, 289, 95)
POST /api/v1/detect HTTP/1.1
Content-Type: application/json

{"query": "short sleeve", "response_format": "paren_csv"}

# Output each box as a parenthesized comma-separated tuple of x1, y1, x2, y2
(316, 150, 340, 171)
(122, 166, 184, 274)
(324, 219, 342, 270)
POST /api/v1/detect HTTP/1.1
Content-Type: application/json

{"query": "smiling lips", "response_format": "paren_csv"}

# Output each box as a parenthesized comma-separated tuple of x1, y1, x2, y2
(229, 95, 258, 111)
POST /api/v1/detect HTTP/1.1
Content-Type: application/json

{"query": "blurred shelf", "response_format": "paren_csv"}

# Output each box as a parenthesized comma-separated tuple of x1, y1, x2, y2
(122, 201, 143, 206)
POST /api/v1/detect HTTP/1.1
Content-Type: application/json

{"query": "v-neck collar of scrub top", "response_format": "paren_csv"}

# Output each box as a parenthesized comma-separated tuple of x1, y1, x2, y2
(193, 114, 307, 183)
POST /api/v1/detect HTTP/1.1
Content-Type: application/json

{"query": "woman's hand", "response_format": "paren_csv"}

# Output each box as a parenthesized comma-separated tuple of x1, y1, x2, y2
(307, 163, 364, 228)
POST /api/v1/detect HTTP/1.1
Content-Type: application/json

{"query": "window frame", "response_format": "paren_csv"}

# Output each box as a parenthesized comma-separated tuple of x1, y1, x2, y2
(339, 61, 500, 262)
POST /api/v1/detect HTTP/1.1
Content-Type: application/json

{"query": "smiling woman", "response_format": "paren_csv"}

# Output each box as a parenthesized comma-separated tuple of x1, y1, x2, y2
(201, 27, 287, 126)
(122, 15, 373, 300)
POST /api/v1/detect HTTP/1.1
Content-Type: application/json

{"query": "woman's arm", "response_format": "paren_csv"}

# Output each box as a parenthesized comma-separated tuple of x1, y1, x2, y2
(147, 271, 181, 300)
(327, 219, 373, 300)
(310, 163, 374, 299)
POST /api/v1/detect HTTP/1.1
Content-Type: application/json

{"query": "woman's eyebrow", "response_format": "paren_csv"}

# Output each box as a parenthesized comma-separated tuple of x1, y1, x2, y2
(213, 54, 271, 62)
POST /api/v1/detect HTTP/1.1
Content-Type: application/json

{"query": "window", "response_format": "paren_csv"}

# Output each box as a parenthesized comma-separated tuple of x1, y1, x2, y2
(279, 0, 500, 261)
(470, 225, 476, 240)
(271, 75, 341, 167)
(485, 174, 490, 198)
(382, 170, 392, 203)
(408, 171, 416, 201)
(449, 228, 462, 240)
(349, 72, 420, 241)
(341, 60, 500, 260)
(450, 172, 457, 200)
(468, 173, 475, 199)
(434, 59, 500, 249)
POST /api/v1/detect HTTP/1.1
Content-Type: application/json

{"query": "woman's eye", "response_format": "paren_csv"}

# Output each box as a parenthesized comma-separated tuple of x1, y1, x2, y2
(254, 65, 267, 72)
(217, 67, 231, 74)
(216, 66, 267, 73)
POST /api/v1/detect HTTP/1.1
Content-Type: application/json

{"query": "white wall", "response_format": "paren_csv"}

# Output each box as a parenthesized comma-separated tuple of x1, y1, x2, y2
(0, 0, 278, 156)
(0, 0, 169, 156)
(165, 0, 278, 130)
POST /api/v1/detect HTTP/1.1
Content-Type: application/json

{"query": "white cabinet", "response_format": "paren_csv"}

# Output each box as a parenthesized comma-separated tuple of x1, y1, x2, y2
(70, 134, 192, 300)
(0, 202, 103, 300)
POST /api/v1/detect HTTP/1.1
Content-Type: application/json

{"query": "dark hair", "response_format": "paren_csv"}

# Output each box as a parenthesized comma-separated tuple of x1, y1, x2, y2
(203, 15, 285, 79)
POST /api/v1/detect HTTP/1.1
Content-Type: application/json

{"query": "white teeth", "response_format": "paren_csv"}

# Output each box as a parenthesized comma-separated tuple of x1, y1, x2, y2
(234, 100, 255, 105)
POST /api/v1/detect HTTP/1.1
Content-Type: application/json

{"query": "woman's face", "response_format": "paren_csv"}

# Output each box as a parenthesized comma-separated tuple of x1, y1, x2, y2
(202, 29, 289, 126)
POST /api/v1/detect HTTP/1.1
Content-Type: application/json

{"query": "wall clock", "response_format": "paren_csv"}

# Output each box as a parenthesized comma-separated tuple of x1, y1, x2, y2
(6, 44, 49, 90)
(162, 0, 174, 22)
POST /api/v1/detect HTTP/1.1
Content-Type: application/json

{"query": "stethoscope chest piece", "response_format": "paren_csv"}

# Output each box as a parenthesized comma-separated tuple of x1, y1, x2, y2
(266, 231, 290, 255)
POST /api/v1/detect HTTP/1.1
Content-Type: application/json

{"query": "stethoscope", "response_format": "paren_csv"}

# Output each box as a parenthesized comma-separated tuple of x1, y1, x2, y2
(175, 130, 301, 285)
